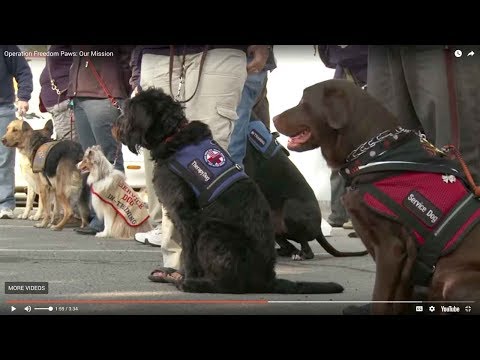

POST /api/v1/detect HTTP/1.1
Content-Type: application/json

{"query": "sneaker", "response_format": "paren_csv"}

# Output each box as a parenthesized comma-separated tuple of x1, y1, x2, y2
(342, 220, 354, 229)
(328, 220, 346, 228)
(134, 226, 162, 247)
(0, 209, 15, 219)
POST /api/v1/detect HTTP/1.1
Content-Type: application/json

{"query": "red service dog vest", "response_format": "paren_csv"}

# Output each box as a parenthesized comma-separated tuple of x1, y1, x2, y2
(363, 172, 480, 254)
(340, 127, 480, 286)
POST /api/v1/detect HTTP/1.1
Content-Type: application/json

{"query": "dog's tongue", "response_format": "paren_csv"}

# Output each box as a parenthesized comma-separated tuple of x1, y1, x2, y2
(287, 129, 311, 149)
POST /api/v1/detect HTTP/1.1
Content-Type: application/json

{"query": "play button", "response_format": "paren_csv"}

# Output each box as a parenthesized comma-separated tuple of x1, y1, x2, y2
(11, 306, 16, 312)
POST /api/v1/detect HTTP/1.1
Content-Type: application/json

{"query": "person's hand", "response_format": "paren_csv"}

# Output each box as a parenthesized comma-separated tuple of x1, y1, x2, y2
(17, 100, 29, 116)
(246, 45, 270, 74)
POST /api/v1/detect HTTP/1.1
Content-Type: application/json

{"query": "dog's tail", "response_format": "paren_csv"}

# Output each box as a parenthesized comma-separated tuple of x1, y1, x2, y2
(315, 232, 368, 257)
(271, 278, 344, 294)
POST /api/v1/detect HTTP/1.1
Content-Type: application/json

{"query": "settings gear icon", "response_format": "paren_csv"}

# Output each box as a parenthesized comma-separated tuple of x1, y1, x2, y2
(465, 306, 472, 313)
(429, 306, 435, 312)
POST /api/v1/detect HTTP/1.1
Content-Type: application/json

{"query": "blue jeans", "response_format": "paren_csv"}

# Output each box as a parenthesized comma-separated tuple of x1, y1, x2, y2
(228, 70, 268, 165)
(73, 98, 125, 231)
(0, 104, 16, 211)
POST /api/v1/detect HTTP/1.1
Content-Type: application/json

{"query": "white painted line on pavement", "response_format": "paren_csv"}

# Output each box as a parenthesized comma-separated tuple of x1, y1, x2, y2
(0, 225, 40, 228)
(0, 249, 162, 253)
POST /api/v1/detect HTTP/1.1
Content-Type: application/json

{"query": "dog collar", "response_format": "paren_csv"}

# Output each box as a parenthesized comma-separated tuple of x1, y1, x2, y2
(163, 119, 189, 143)
(345, 126, 416, 163)
(339, 128, 456, 182)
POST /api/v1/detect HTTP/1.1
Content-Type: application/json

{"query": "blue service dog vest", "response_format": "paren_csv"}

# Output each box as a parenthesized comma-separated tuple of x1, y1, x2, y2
(167, 138, 248, 208)
(247, 120, 283, 159)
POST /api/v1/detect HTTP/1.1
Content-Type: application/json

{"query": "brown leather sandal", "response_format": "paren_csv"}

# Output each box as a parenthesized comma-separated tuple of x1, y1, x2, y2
(148, 267, 184, 284)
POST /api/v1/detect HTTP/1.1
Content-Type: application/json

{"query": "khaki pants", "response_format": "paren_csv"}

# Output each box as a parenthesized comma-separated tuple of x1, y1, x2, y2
(140, 48, 247, 269)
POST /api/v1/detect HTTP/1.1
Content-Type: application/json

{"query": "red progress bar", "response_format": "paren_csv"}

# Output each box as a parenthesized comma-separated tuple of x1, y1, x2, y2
(5, 299, 268, 304)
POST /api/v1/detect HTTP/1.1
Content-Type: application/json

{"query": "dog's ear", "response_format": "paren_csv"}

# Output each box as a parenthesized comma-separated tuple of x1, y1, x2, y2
(43, 120, 54, 136)
(322, 85, 350, 130)
(21, 121, 33, 132)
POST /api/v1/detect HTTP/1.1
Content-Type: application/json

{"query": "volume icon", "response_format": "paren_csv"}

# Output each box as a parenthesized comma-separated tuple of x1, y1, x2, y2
(24, 306, 32, 312)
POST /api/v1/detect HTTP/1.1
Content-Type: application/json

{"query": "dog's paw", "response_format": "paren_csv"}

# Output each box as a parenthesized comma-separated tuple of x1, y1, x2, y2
(18, 212, 30, 220)
(291, 250, 314, 261)
(51, 225, 64, 231)
(30, 213, 42, 221)
(95, 231, 108, 238)
(34, 221, 48, 228)
(276, 247, 296, 257)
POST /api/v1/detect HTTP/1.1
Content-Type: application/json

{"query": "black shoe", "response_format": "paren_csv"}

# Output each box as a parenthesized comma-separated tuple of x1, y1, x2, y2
(74, 226, 98, 235)
(342, 304, 371, 315)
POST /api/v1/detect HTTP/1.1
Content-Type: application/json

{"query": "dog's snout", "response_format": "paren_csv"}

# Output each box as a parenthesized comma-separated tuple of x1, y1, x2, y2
(1, 137, 6, 145)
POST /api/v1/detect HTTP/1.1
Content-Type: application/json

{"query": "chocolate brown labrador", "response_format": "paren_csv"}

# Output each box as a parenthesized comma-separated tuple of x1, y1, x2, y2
(273, 79, 480, 314)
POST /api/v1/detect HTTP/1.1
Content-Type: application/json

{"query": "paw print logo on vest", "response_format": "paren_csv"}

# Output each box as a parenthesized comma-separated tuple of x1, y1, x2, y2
(442, 174, 456, 184)
(204, 149, 226, 167)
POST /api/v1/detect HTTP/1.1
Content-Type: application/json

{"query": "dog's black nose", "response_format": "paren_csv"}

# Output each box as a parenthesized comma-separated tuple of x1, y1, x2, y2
(1, 138, 6, 145)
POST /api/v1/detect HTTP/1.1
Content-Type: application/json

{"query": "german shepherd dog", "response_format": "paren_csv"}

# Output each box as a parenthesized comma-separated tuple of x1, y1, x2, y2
(2, 119, 90, 230)
(1, 119, 54, 220)
(113, 88, 344, 294)
(77, 145, 152, 239)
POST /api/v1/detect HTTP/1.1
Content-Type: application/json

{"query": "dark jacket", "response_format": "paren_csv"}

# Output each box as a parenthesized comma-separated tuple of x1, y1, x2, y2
(130, 45, 250, 89)
(40, 45, 73, 108)
(0, 45, 33, 105)
(68, 45, 134, 99)
(317, 45, 368, 86)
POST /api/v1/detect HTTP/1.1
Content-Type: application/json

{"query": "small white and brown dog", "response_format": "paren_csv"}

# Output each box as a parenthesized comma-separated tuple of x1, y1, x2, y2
(77, 145, 152, 239)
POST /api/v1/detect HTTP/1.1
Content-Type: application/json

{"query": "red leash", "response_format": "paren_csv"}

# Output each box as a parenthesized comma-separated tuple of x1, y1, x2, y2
(443, 144, 480, 197)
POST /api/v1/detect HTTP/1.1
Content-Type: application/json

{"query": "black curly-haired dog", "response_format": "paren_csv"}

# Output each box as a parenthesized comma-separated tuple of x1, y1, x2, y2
(113, 87, 344, 294)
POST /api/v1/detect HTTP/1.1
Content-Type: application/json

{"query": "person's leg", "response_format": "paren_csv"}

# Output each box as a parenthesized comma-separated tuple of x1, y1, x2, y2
(252, 75, 271, 130)
(402, 46, 480, 183)
(327, 170, 349, 226)
(136, 53, 183, 226)
(0, 104, 17, 217)
(153, 48, 246, 274)
(367, 46, 422, 131)
(72, 98, 100, 232)
(81, 98, 124, 172)
(228, 68, 267, 165)
(184, 48, 247, 149)
(134, 54, 182, 248)
(453, 47, 480, 184)
(136, 54, 186, 267)
(73, 98, 97, 150)
(47, 100, 77, 141)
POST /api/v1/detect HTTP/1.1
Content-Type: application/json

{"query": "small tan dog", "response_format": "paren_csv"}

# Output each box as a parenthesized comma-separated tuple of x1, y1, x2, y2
(77, 145, 152, 239)
(1, 119, 55, 220)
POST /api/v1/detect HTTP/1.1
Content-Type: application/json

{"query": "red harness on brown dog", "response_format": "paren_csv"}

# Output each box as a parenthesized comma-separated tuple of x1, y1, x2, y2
(340, 128, 480, 286)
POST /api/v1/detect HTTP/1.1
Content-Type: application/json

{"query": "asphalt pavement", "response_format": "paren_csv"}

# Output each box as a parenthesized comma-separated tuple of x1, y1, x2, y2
(1, 208, 377, 315)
